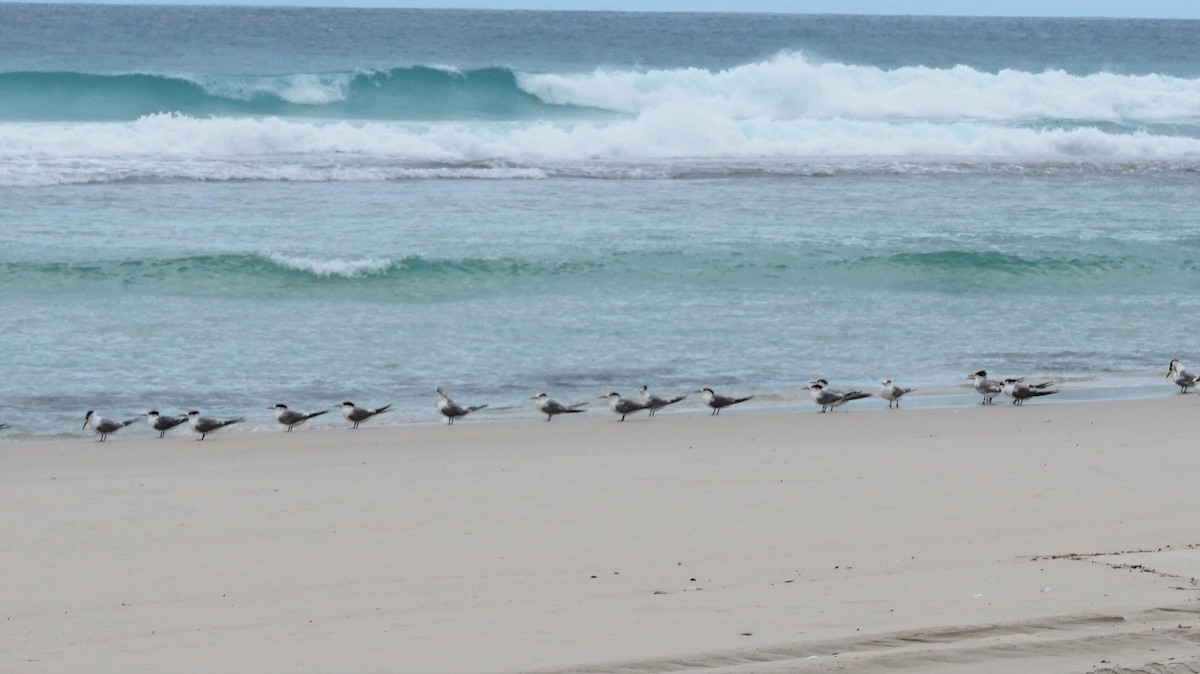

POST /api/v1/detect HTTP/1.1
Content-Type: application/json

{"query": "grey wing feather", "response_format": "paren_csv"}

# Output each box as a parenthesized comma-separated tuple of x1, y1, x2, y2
(278, 410, 307, 425)
(616, 400, 648, 414)
(156, 416, 187, 431)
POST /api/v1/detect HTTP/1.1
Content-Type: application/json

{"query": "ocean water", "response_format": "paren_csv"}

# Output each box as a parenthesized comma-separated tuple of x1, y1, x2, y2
(1, 5, 1197, 437)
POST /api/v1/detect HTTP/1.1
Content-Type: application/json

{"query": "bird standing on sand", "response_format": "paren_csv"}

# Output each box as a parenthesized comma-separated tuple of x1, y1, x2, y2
(968, 370, 1004, 405)
(879, 379, 916, 409)
(531, 393, 586, 421)
(268, 403, 328, 431)
(143, 410, 187, 438)
(83, 410, 139, 442)
(337, 401, 392, 429)
(695, 388, 753, 415)
(600, 392, 649, 421)
(1166, 359, 1197, 393)
(638, 385, 686, 417)
(1001, 378, 1059, 405)
(185, 410, 244, 440)
(437, 387, 488, 425)
(807, 380, 871, 412)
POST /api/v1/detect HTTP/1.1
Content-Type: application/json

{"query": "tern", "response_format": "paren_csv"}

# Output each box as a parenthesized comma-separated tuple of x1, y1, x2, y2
(1001, 378, 1058, 405)
(879, 379, 916, 409)
(531, 393, 586, 421)
(695, 388, 753, 415)
(1166, 359, 1197, 393)
(83, 410, 138, 442)
(337, 401, 392, 429)
(436, 387, 488, 425)
(968, 370, 1004, 405)
(638, 385, 686, 417)
(600, 392, 649, 421)
(185, 410, 244, 440)
(268, 403, 329, 431)
(807, 380, 871, 412)
(143, 410, 188, 438)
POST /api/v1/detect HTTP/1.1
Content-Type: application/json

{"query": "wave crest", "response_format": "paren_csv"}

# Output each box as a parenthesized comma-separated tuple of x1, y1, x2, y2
(2, 53, 1197, 186)
(4, 247, 1194, 293)
(518, 51, 1200, 122)
(262, 252, 393, 278)
(4, 54, 1198, 125)
(0, 66, 573, 122)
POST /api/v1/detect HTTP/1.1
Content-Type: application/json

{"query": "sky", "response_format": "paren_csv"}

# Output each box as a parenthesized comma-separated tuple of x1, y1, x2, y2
(5, 0, 1199, 18)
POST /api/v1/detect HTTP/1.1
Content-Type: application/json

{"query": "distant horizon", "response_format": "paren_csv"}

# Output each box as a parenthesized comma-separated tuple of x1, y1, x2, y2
(2, 0, 1199, 20)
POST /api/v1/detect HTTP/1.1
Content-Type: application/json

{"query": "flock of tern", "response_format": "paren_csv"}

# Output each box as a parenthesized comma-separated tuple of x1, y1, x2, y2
(4, 361, 1194, 441)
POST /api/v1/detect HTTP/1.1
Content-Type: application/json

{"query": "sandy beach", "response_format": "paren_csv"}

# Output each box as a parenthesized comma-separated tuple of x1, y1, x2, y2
(3, 396, 1197, 673)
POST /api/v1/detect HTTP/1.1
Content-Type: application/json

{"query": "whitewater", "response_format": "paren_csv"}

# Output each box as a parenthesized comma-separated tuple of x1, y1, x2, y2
(0, 6, 1197, 436)
(3, 52, 1200, 187)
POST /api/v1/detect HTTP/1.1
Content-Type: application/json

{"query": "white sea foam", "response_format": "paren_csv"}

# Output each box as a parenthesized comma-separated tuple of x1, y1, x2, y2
(3, 52, 1198, 182)
(262, 252, 394, 278)
(1, 103, 1198, 187)
(517, 52, 1200, 122)
(196, 73, 356, 105)
(3, 114, 1195, 162)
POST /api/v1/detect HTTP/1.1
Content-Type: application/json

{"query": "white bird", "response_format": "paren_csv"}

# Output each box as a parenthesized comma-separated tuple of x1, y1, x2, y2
(337, 401, 392, 429)
(185, 410, 244, 440)
(83, 410, 138, 442)
(531, 393, 586, 421)
(879, 379, 916, 409)
(807, 380, 871, 412)
(1167, 359, 1197, 393)
(695, 387, 753, 415)
(143, 410, 188, 438)
(968, 370, 1004, 405)
(638, 385, 686, 417)
(600, 392, 649, 421)
(436, 387, 488, 425)
(1001, 378, 1059, 405)
(268, 403, 329, 431)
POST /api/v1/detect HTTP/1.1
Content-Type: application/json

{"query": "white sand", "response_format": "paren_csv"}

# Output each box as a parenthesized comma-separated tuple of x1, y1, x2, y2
(3, 396, 1198, 673)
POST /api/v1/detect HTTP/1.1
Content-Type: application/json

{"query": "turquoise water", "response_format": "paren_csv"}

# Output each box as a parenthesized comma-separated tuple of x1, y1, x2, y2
(1, 6, 1197, 436)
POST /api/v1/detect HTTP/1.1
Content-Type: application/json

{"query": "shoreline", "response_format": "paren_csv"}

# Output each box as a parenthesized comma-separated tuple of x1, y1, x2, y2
(3, 396, 1198, 673)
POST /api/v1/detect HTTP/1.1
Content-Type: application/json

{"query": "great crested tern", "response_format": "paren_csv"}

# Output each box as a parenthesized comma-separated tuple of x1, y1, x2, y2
(879, 379, 916, 409)
(600, 392, 649, 421)
(1167, 359, 1197, 393)
(638, 385, 686, 417)
(337, 401, 392, 429)
(1001, 378, 1059, 405)
(695, 387, 753, 415)
(531, 393, 586, 421)
(143, 410, 187, 438)
(968, 370, 1004, 405)
(436, 387, 488, 425)
(185, 410, 244, 440)
(268, 403, 329, 431)
(83, 410, 138, 442)
(807, 380, 871, 412)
